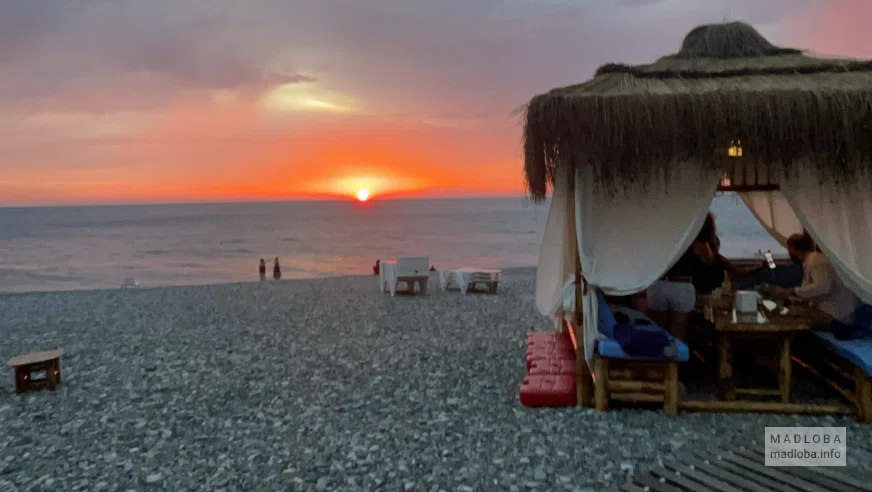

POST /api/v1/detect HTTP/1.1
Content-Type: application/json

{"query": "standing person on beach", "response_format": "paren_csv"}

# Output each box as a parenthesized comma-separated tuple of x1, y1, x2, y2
(273, 257, 282, 280)
(259, 259, 266, 281)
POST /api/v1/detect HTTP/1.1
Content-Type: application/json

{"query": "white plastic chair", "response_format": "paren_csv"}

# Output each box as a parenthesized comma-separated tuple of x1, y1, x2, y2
(438, 268, 501, 294)
(381, 257, 430, 296)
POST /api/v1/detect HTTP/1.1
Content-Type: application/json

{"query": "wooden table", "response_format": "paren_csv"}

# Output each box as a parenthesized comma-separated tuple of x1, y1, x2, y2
(711, 307, 811, 404)
(683, 295, 854, 415)
(8, 349, 64, 394)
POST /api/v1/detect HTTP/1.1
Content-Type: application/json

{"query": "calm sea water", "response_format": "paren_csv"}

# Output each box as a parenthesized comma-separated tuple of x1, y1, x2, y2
(0, 195, 783, 293)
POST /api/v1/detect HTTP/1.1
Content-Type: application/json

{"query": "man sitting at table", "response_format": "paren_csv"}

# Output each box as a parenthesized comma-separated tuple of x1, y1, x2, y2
(772, 233, 860, 338)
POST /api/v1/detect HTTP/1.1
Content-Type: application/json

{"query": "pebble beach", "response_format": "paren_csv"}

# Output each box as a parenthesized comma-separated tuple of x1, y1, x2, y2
(1, 268, 870, 491)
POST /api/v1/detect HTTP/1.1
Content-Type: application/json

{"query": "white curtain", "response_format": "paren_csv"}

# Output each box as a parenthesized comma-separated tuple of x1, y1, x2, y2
(739, 190, 804, 248)
(535, 164, 577, 318)
(781, 161, 872, 306)
(576, 165, 722, 365)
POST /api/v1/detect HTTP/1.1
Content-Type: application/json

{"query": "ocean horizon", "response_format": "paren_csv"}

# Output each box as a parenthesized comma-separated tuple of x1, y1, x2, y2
(0, 195, 784, 293)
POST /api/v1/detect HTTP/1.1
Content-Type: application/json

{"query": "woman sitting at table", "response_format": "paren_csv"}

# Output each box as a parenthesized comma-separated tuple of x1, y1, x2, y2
(690, 215, 762, 295)
(647, 213, 719, 341)
(771, 233, 860, 338)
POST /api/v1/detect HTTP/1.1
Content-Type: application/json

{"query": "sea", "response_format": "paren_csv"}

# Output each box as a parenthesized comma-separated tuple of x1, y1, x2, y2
(0, 194, 784, 293)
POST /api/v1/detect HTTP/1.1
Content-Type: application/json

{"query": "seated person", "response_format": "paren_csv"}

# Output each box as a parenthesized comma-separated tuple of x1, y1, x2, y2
(690, 214, 760, 295)
(648, 213, 718, 341)
(691, 233, 726, 295)
(772, 233, 861, 338)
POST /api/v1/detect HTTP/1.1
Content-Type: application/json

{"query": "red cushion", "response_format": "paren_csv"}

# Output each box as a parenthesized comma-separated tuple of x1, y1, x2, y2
(526, 345, 575, 359)
(520, 374, 577, 407)
(529, 358, 576, 375)
(528, 338, 574, 351)
(526, 346, 575, 369)
(528, 332, 571, 344)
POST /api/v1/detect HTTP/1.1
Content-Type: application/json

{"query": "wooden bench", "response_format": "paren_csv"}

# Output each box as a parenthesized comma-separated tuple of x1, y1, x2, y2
(593, 290, 687, 417)
(794, 331, 872, 422)
(612, 444, 872, 492)
(8, 349, 64, 394)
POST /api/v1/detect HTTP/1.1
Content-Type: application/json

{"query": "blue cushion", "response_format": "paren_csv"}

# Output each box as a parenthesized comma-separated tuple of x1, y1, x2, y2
(596, 289, 618, 338)
(595, 303, 689, 362)
(597, 337, 690, 362)
(812, 331, 872, 376)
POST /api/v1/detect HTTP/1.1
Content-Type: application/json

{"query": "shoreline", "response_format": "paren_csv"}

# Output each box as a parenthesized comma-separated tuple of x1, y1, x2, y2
(0, 266, 540, 297)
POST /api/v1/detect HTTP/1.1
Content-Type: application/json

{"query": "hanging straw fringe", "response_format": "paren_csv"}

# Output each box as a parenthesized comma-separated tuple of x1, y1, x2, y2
(522, 21, 872, 201)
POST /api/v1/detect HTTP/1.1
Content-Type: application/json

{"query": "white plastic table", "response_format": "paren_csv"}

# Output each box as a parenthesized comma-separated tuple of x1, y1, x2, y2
(378, 261, 395, 293)
(439, 268, 501, 294)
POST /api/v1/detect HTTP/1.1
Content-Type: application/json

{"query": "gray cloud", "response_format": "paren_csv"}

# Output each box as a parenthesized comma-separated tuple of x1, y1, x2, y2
(0, 0, 816, 114)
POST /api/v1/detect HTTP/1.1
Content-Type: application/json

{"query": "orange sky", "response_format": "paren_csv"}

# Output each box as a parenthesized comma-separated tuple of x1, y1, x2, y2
(1, 0, 869, 206)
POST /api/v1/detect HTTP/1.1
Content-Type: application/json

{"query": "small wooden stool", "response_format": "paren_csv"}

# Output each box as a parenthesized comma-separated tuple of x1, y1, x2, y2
(8, 349, 64, 394)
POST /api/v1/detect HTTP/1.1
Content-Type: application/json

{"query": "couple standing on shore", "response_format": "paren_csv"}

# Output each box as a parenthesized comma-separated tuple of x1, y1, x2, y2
(259, 258, 281, 281)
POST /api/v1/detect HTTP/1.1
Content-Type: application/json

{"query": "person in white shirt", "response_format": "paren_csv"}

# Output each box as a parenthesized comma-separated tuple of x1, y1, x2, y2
(773, 233, 859, 331)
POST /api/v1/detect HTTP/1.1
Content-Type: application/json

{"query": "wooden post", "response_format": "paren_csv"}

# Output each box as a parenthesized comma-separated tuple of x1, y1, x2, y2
(575, 247, 594, 408)
(14, 366, 26, 394)
(663, 361, 679, 417)
(594, 356, 609, 411)
(855, 368, 872, 423)
(778, 334, 793, 404)
(718, 335, 735, 401)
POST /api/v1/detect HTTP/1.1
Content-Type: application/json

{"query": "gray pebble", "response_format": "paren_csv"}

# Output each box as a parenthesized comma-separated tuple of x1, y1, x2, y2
(0, 270, 869, 490)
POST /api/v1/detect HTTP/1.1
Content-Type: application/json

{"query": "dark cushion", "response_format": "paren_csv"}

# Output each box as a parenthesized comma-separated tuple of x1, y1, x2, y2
(596, 289, 618, 338)
(595, 299, 689, 362)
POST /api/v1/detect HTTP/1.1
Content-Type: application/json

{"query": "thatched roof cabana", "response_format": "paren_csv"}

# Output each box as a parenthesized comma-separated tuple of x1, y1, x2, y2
(523, 21, 872, 200)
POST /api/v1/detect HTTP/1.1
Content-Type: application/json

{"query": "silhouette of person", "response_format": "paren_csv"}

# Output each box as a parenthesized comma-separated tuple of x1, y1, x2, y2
(259, 259, 266, 281)
(273, 257, 282, 280)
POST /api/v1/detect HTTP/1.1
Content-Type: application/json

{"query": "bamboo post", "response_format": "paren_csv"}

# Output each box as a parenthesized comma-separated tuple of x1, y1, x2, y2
(680, 400, 852, 416)
(718, 335, 736, 401)
(575, 247, 594, 408)
(855, 368, 872, 423)
(778, 334, 793, 404)
(663, 361, 679, 417)
(607, 380, 664, 393)
(594, 356, 609, 411)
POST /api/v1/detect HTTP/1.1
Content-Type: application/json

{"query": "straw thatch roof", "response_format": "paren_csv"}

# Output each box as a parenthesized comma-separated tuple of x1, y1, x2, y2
(523, 21, 872, 200)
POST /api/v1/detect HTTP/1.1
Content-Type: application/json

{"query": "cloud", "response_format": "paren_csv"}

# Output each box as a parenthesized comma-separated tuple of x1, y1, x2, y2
(0, 0, 313, 111)
(0, 0, 852, 205)
(0, 0, 815, 115)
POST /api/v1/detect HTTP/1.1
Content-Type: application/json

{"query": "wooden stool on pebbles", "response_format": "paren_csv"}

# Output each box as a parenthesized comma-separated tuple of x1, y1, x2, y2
(8, 349, 64, 394)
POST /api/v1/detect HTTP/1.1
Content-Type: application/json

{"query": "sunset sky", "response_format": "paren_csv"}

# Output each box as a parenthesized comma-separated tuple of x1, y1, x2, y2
(2, 0, 870, 206)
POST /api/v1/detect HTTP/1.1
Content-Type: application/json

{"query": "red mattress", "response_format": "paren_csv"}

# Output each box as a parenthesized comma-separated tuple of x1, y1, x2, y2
(527, 332, 572, 344)
(528, 358, 576, 376)
(520, 374, 577, 407)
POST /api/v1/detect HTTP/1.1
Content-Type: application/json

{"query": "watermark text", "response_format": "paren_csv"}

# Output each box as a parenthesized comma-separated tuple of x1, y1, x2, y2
(765, 427, 846, 466)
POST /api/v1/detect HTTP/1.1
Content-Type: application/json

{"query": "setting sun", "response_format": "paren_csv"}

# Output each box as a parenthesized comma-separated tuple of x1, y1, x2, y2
(357, 189, 369, 202)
